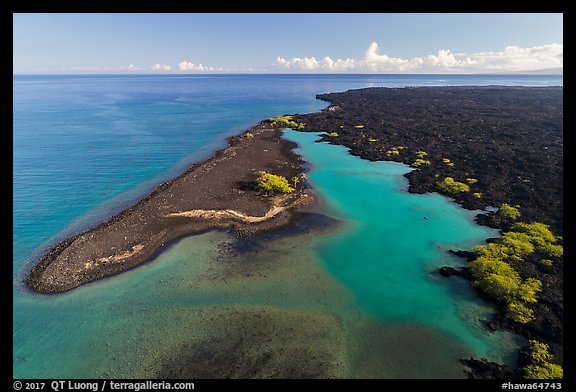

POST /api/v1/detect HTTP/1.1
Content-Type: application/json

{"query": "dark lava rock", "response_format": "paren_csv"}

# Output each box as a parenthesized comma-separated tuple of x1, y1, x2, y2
(449, 249, 477, 261)
(461, 358, 519, 379)
(438, 266, 471, 280)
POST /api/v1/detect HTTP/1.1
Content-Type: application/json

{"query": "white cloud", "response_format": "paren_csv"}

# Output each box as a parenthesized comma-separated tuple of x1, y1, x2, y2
(152, 63, 172, 71)
(178, 61, 215, 71)
(273, 42, 563, 73)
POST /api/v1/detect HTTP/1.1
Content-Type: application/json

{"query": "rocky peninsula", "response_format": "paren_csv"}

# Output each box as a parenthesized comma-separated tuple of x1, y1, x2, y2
(26, 125, 311, 294)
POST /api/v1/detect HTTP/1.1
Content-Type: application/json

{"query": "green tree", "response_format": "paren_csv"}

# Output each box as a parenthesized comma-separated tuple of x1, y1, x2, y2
(498, 203, 521, 220)
(511, 222, 557, 243)
(501, 232, 535, 259)
(291, 176, 300, 189)
(516, 278, 542, 303)
(536, 242, 563, 258)
(507, 301, 535, 324)
(523, 340, 563, 379)
(475, 273, 521, 303)
(524, 363, 563, 379)
(437, 177, 470, 194)
(256, 171, 294, 194)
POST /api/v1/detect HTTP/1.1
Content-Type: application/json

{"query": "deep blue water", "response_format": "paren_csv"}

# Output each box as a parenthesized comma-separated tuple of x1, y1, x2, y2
(13, 74, 561, 378)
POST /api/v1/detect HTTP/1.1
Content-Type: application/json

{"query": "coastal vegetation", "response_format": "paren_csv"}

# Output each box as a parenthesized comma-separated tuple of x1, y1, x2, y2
(523, 340, 563, 379)
(498, 203, 521, 220)
(436, 177, 470, 194)
(246, 132, 254, 138)
(291, 176, 300, 189)
(411, 158, 431, 167)
(468, 221, 561, 324)
(256, 171, 294, 194)
(328, 132, 339, 137)
(269, 115, 305, 130)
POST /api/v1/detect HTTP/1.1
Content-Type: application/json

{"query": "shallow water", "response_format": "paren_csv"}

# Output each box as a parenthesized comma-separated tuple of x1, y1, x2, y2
(282, 131, 523, 372)
(14, 74, 553, 378)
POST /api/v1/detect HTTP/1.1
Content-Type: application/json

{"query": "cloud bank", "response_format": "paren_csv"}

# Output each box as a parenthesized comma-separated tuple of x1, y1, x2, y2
(152, 63, 172, 71)
(274, 42, 563, 73)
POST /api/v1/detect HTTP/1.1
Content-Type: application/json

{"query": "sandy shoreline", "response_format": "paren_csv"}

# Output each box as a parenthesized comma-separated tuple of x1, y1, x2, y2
(26, 122, 312, 294)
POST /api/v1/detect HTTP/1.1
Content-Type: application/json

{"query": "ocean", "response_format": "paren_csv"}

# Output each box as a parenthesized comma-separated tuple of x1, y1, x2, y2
(13, 74, 562, 378)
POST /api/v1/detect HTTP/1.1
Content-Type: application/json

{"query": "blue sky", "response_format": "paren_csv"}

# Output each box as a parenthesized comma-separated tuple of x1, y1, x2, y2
(13, 13, 563, 73)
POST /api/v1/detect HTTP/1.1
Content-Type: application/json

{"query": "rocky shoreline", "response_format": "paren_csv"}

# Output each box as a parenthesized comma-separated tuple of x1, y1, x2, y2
(291, 86, 563, 379)
(26, 124, 311, 294)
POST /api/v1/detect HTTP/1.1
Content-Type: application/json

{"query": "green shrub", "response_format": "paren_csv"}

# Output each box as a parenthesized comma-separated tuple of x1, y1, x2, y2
(511, 222, 557, 244)
(469, 218, 558, 326)
(528, 340, 553, 363)
(499, 203, 521, 220)
(524, 363, 563, 379)
(368, 138, 378, 142)
(437, 177, 470, 194)
(537, 242, 563, 258)
(411, 158, 431, 167)
(475, 243, 510, 260)
(466, 178, 478, 184)
(508, 221, 562, 257)
(507, 301, 535, 324)
(469, 255, 519, 280)
(475, 273, 521, 303)
(328, 132, 339, 137)
(256, 171, 294, 194)
(442, 158, 451, 164)
(269, 115, 305, 130)
(473, 192, 482, 199)
(538, 259, 554, 267)
(415, 150, 428, 158)
(354, 125, 364, 129)
(523, 340, 563, 379)
(517, 278, 542, 303)
(246, 132, 254, 138)
(501, 232, 535, 259)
